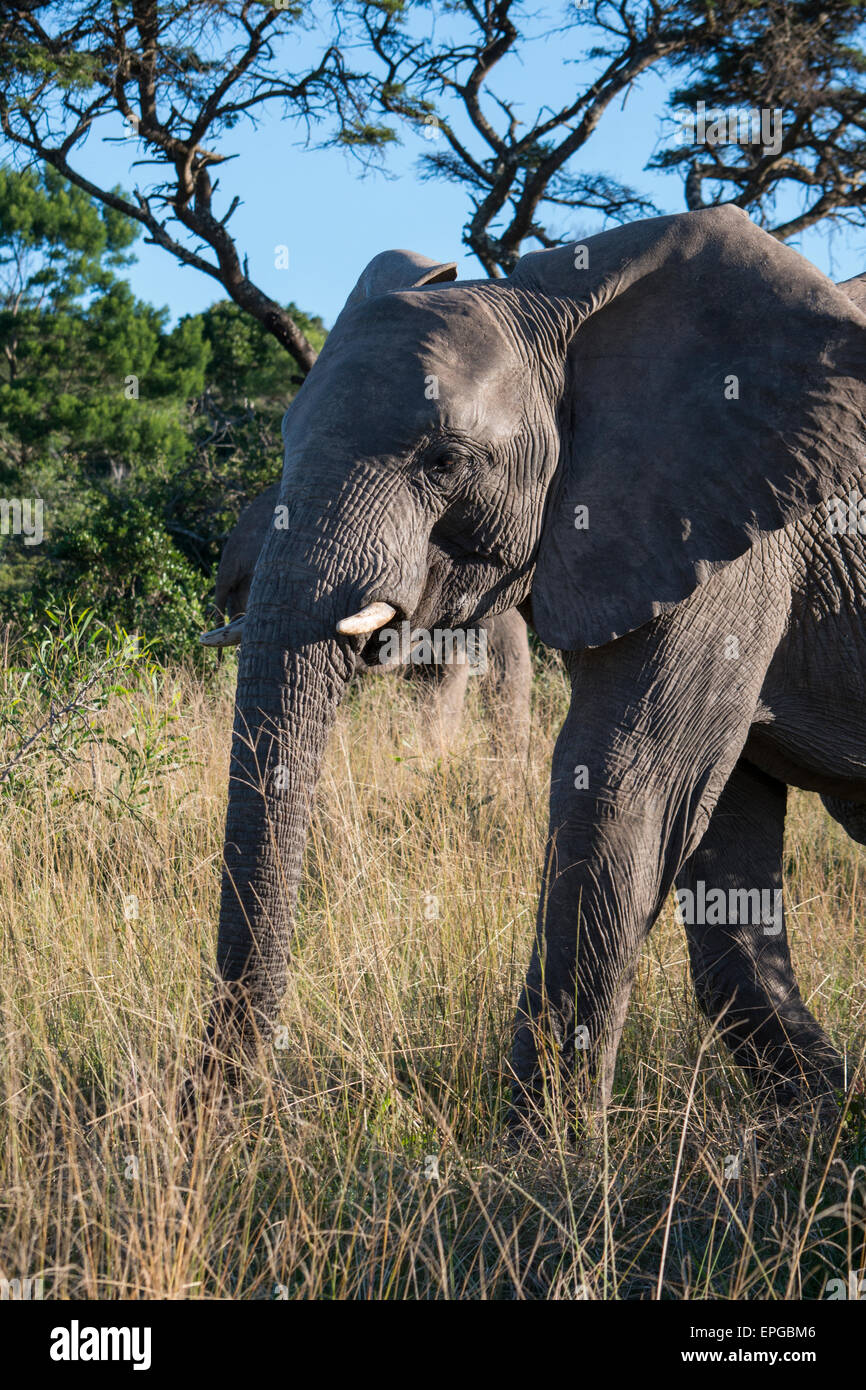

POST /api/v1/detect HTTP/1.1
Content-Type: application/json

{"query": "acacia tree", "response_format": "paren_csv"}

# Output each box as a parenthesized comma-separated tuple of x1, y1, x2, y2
(354, 0, 685, 273)
(655, 0, 866, 239)
(355, 0, 866, 271)
(0, 1, 386, 372)
(2, 1, 864, 358)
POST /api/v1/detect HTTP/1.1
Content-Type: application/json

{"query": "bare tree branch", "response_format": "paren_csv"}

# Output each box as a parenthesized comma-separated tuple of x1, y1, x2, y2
(0, 1, 387, 369)
(651, 0, 866, 241)
(354, 1, 866, 270)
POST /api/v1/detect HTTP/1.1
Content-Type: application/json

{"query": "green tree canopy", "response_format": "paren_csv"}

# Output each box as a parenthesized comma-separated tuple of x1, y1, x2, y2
(0, 165, 324, 658)
(0, 163, 137, 311)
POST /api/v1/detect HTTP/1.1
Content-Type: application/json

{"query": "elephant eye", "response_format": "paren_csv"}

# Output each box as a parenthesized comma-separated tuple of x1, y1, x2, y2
(426, 443, 464, 475)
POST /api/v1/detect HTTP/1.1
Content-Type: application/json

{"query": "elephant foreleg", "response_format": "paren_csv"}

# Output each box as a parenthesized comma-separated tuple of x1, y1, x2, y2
(511, 680, 747, 1121)
(821, 793, 866, 846)
(510, 575, 788, 1129)
(680, 759, 844, 1108)
(510, 731, 682, 1124)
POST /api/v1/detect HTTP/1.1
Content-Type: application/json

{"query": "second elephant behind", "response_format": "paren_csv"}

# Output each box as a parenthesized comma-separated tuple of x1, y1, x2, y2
(201, 481, 532, 758)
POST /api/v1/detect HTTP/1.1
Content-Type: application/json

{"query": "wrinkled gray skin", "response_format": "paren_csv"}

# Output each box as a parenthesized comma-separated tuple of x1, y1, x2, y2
(208, 481, 531, 756)
(212, 484, 281, 627)
(206, 209, 866, 1131)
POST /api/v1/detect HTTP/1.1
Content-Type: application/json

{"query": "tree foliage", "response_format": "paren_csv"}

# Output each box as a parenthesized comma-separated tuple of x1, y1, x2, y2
(2, 6, 865, 655)
(0, 1, 377, 370)
(655, 1, 866, 238)
(355, 1, 866, 270)
(0, 165, 320, 657)
(3, 3, 864, 300)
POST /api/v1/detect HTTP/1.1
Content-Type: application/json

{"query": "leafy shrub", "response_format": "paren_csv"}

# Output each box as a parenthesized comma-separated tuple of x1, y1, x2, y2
(27, 494, 209, 660)
(0, 602, 189, 809)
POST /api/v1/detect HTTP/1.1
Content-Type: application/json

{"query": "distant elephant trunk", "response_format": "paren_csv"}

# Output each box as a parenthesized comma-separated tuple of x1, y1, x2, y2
(205, 571, 357, 1075)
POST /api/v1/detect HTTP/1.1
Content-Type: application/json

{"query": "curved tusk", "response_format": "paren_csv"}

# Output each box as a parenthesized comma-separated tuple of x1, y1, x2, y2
(200, 615, 245, 647)
(336, 601, 396, 637)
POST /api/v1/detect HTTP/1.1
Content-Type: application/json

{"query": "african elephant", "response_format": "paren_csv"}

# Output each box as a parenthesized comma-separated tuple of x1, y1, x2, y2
(200, 480, 531, 756)
(204, 208, 866, 1134)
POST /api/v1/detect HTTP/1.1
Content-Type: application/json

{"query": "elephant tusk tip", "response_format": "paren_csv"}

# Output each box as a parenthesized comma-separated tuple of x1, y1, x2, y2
(336, 601, 397, 637)
(200, 616, 245, 647)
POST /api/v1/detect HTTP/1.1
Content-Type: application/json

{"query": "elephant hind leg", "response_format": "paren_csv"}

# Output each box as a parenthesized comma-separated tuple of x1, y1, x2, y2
(411, 609, 532, 759)
(422, 658, 471, 755)
(480, 609, 532, 764)
(679, 759, 844, 1110)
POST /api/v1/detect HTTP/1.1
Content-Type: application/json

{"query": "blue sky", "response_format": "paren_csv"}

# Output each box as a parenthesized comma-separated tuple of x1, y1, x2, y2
(8, 6, 866, 328)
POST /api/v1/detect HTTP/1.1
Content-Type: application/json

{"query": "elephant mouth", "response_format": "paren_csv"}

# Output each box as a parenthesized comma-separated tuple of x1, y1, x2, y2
(322, 590, 408, 667)
(346, 539, 457, 665)
(203, 594, 407, 656)
(202, 534, 502, 663)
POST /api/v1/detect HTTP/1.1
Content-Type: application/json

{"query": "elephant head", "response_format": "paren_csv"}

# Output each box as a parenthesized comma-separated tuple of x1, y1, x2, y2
(207, 208, 866, 1088)
(200, 252, 458, 651)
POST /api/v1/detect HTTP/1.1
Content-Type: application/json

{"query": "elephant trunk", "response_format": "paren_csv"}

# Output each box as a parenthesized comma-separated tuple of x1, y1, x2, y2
(205, 573, 357, 1077)
(198, 452, 429, 1096)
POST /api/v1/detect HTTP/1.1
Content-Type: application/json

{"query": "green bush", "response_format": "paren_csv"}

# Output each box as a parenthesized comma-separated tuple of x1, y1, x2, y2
(26, 493, 209, 661)
(0, 165, 326, 659)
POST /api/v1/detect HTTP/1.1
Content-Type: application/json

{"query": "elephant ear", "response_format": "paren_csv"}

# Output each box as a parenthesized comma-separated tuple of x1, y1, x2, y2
(339, 250, 457, 316)
(511, 207, 866, 651)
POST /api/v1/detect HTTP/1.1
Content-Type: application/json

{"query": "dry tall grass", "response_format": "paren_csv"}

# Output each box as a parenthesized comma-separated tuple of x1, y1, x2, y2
(1, 642, 865, 1300)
